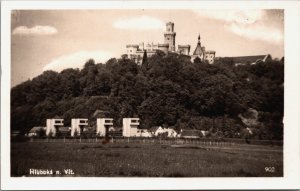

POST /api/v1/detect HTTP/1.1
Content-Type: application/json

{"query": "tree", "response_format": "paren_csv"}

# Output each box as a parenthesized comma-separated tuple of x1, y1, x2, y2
(11, 54, 284, 140)
(193, 57, 202, 64)
(141, 50, 148, 71)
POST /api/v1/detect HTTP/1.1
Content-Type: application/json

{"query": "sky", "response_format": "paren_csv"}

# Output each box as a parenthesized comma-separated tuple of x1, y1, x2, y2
(11, 9, 284, 87)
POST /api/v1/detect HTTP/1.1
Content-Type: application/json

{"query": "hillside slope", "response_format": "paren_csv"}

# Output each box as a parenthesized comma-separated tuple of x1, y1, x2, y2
(11, 52, 284, 139)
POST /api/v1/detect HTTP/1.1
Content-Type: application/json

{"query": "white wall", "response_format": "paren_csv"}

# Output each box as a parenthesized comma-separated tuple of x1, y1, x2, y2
(71, 118, 88, 136)
(123, 118, 139, 137)
(46, 119, 63, 137)
(96, 118, 113, 136)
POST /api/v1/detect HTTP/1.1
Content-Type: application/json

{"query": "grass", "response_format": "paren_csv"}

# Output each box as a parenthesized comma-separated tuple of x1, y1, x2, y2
(11, 142, 283, 177)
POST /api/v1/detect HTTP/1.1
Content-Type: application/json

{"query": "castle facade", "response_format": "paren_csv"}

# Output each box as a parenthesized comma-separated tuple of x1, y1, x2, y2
(126, 22, 216, 64)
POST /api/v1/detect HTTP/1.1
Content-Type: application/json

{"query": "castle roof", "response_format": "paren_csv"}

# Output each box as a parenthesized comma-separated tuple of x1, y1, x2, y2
(193, 35, 204, 56)
(193, 44, 203, 56)
(126, 44, 139, 48)
(164, 31, 176, 35)
(178, 45, 191, 48)
(205, 50, 216, 54)
(136, 50, 156, 54)
(158, 43, 169, 47)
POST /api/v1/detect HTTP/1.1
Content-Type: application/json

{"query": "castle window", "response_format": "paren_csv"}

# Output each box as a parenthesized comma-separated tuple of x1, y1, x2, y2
(167, 38, 170, 40)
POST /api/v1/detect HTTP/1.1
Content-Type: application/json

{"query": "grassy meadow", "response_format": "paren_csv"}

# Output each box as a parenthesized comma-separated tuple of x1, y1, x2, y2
(11, 141, 283, 177)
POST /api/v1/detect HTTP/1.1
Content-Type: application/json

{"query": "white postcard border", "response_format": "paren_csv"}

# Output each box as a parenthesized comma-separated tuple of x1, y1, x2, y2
(1, 1, 300, 190)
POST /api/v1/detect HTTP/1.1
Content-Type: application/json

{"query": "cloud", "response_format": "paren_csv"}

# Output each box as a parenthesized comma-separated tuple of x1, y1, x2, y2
(228, 23, 283, 44)
(43, 50, 114, 72)
(195, 10, 264, 24)
(194, 10, 283, 44)
(113, 16, 164, 30)
(13, 25, 58, 35)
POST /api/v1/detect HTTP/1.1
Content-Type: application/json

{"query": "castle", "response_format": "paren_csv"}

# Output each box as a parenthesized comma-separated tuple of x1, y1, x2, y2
(126, 22, 216, 64)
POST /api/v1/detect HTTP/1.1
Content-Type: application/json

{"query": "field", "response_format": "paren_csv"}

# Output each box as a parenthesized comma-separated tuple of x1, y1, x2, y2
(11, 139, 283, 177)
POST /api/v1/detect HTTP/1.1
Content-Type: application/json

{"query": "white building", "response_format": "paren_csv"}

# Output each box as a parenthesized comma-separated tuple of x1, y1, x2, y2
(126, 42, 169, 64)
(71, 118, 88, 136)
(28, 126, 46, 137)
(96, 118, 113, 137)
(150, 126, 164, 136)
(122, 118, 140, 137)
(150, 126, 179, 137)
(46, 119, 64, 137)
(164, 128, 178, 137)
(178, 45, 191, 55)
(136, 129, 153, 137)
(200, 130, 210, 137)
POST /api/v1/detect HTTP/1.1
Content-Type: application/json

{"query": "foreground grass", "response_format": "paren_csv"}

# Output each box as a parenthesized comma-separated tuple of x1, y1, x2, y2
(11, 142, 283, 177)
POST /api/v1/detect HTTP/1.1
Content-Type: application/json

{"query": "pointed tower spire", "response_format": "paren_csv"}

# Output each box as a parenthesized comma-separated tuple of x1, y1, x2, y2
(193, 34, 203, 56)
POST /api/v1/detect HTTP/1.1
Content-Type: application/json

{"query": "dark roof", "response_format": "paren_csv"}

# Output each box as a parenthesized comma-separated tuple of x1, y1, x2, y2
(29, 127, 44, 133)
(205, 50, 216, 54)
(149, 126, 161, 132)
(181, 129, 201, 137)
(193, 35, 204, 56)
(158, 43, 169, 47)
(225, 55, 271, 64)
(178, 45, 190, 48)
(114, 127, 123, 132)
(59, 127, 70, 132)
(92, 109, 109, 117)
(193, 43, 203, 56)
(126, 44, 139, 48)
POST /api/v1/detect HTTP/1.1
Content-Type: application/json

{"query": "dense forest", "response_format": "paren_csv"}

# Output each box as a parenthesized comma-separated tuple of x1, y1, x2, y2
(11, 51, 284, 140)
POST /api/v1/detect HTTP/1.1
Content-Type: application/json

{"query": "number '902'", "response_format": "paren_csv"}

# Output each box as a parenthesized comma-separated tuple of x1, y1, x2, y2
(265, 167, 275, 173)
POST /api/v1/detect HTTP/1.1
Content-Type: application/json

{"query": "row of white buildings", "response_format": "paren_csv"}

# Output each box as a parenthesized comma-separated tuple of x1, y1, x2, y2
(30, 118, 137, 137)
(28, 118, 181, 138)
(28, 117, 210, 138)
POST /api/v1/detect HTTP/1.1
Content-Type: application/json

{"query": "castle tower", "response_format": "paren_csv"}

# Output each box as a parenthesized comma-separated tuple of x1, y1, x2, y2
(164, 22, 176, 52)
(192, 34, 205, 60)
(193, 34, 203, 56)
(191, 34, 216, 64)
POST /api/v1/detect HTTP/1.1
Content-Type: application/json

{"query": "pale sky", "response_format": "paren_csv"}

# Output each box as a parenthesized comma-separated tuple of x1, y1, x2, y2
(11, 9, 284, 87)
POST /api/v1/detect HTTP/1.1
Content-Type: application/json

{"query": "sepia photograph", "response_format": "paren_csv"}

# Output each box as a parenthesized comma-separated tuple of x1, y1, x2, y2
(1, 1, 300, 190)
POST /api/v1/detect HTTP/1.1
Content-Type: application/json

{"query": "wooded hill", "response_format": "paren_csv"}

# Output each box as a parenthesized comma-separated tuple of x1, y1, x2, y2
(11, 51, 284, 140)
